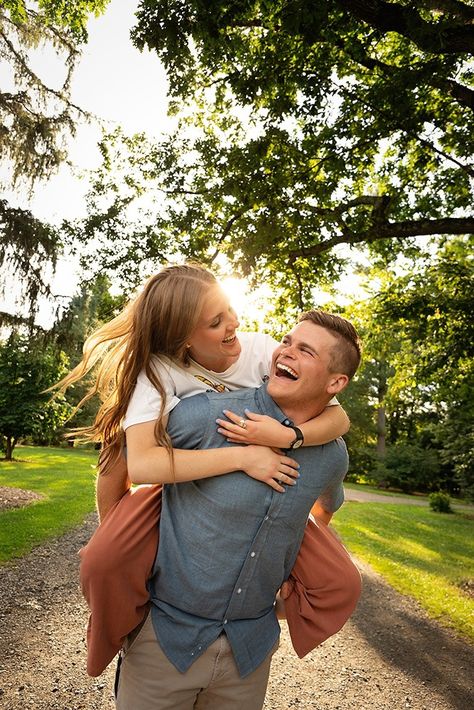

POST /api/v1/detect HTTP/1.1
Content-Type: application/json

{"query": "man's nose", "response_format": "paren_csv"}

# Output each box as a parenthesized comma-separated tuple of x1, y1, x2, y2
(280, 344, 296, 358)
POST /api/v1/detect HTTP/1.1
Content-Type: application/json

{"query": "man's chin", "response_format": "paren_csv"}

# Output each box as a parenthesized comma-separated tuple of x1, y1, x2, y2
(267, 378, 297, 400)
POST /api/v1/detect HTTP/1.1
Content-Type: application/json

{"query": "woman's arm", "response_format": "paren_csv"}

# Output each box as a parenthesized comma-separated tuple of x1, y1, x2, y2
(216, 403, 350, 448)
(125, 419, 300, 492)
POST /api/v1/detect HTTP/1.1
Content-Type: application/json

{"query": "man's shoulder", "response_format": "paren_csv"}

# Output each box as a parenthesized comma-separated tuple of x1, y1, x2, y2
(300, 437, 348, 466)
(205, 386, 259, 408)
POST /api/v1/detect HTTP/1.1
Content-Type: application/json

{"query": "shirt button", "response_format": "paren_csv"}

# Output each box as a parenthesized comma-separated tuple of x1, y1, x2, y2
(237, 588, 242, 594)
(223, 619, 228, 624)
(264, 516, 269, 521)
(250, 551, 256, 557)
(284, 419, 291, 425)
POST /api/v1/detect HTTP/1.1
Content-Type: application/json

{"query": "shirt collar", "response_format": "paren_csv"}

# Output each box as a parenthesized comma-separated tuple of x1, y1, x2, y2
(256, 383, 294, 426)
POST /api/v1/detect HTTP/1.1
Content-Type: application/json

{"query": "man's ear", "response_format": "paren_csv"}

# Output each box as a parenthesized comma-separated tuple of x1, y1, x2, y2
(327, 373, 349, 394)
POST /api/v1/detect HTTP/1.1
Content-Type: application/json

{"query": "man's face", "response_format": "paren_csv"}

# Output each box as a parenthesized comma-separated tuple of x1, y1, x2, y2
(267, 320, 344, 407)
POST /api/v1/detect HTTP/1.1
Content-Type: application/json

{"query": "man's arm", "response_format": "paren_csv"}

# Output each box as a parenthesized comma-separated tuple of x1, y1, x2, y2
(96, 452, 131, 522)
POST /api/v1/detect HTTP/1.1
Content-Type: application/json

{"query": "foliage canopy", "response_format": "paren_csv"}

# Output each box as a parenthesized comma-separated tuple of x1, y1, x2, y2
(72, 0, 472, 300)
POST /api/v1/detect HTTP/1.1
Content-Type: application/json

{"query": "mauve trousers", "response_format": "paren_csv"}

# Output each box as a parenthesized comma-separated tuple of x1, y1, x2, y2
(115, 614, 279, 710)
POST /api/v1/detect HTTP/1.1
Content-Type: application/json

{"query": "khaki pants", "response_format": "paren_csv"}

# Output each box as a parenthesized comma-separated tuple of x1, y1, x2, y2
(115, 614, 278, 710)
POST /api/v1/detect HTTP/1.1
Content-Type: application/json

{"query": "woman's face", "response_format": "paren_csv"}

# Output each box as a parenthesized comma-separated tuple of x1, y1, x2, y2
(187, 285, 241, 372)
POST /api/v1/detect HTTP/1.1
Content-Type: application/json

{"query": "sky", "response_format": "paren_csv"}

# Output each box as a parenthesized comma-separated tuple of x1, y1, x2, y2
(30, 0, 171, 223)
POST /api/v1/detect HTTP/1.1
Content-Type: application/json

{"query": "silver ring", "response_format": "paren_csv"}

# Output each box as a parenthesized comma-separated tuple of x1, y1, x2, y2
(238, 419, 247, 429)
(278, 479, 283, 485)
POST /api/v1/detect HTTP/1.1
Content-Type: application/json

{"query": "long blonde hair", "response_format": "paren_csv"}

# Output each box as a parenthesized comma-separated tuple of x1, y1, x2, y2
(55, 264, 218, 472)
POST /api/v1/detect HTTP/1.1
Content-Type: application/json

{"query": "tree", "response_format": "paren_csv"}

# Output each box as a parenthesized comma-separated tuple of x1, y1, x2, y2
(74, 0, 473, 298)
(0, 331, 71, 459)
(340, 237, 473, 496)
(374, 237, 474, 497)
(0, 1, 109, 316)
(52, 274, 127, 431)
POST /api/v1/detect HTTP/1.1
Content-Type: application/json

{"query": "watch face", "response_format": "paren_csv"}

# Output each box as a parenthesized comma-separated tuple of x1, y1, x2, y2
(292, 438, 303, 449)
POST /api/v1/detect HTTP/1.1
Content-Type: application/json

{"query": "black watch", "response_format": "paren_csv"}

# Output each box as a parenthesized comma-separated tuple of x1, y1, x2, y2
(288, 425, 304, 449)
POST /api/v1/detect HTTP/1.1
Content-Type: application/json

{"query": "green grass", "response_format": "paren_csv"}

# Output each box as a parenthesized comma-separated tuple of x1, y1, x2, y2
(0, 445, 98, 563)
(332, 502, 474, 642)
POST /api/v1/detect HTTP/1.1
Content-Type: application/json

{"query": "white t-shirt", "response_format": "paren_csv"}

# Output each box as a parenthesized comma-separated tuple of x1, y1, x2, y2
(123, 332, 278, 430)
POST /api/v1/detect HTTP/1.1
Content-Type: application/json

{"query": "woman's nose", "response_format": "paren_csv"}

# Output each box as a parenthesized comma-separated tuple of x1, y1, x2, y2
(229, 309, 239, 329)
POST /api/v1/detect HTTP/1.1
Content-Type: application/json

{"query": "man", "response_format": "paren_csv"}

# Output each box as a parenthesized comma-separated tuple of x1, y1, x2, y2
(113, 310, 361, 710)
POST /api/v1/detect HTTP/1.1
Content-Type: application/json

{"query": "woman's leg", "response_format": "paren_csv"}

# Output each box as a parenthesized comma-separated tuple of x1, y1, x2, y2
(79, 484, 162, 676)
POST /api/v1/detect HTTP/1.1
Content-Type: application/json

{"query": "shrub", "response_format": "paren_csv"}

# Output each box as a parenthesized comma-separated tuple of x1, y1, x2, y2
(429, 492, 453, 513)
(372, 443, 441, 493)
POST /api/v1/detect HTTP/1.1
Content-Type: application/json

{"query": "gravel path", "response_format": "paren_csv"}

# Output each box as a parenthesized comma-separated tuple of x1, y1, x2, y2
(0, 512, 472, 710)
(344, 488, 473, 512)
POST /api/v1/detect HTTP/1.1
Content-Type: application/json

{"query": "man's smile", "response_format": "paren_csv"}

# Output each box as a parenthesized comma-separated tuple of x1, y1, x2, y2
(275, 362, 299, 380)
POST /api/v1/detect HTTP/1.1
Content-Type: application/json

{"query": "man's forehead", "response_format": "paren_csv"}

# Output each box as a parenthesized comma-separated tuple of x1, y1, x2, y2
(286, 321, 336, 347)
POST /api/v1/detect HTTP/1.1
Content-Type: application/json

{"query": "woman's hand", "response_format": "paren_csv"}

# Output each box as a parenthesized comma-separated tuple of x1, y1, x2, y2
(239, 445, 300, 493)
(216, 409, 294, 448)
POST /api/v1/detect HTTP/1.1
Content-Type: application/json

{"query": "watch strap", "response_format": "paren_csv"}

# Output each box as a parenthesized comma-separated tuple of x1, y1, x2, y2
(288, 425, 304, 449)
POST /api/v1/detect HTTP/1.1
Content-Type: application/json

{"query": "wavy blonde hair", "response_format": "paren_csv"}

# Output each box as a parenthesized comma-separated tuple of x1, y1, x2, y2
(55, 264, 218, 473)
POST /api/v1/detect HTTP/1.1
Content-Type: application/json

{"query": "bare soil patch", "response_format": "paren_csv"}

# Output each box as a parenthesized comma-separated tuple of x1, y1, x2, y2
(0, 515, 472, 709)
(0, 486, 44, 511)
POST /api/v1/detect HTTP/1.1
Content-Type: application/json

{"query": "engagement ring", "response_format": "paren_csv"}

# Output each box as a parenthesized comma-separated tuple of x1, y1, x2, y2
(238, 419, 247, 429)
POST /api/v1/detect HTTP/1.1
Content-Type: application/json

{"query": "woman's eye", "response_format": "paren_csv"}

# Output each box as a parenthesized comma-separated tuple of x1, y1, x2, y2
(210, 320, 221, 328)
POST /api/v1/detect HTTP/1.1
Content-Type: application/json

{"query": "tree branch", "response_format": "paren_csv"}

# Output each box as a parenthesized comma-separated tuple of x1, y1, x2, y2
(420, 1, 474, 22)
(334, 37, 474, 111)
(208, 207, 250, 263)
(289, 216, 474, 258)
(335, 0, 474, 55)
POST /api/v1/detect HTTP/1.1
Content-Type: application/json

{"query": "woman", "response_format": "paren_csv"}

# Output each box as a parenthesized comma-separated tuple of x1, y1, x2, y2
(61, 263, 348, 489)
(57, 263, 351, 675)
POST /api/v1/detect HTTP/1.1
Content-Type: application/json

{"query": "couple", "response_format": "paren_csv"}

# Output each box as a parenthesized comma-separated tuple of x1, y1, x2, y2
(60, 264, 361, 709)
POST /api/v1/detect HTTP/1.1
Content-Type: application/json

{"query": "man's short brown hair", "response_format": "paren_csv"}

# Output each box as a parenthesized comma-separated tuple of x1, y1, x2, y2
(298, 310, 361, 379)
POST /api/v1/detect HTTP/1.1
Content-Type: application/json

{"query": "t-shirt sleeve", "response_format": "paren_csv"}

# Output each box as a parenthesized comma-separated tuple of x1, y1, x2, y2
(123, 366, 180, 430)
(327, 396, 339, 406)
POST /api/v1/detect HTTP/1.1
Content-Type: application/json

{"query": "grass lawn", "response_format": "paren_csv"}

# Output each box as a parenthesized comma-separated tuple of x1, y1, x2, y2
(332, 501, 474, 642)
(0, 445, 98, 563)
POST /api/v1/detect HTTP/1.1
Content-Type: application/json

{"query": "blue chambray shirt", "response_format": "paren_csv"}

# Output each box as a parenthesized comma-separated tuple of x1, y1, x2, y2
(148, 384, 348, 678)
